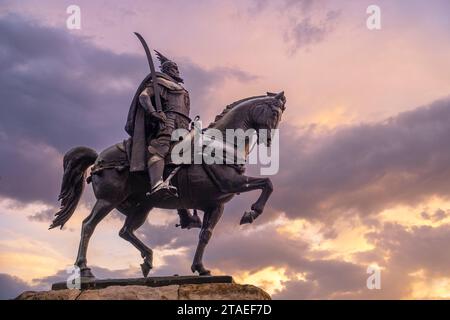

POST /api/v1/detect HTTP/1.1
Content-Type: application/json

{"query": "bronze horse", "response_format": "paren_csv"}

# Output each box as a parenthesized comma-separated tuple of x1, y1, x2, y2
(50, 92, 286, 278)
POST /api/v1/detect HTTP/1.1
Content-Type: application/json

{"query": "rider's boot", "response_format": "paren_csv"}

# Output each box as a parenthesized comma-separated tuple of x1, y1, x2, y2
(146, 156, 178, 198)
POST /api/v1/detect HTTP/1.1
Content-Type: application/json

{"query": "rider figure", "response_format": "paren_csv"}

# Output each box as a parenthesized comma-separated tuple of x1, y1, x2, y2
(125, 50, 200, 228)
(138, 51, 190, 195)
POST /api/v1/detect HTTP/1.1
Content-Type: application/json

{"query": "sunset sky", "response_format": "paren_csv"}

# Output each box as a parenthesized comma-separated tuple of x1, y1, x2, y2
(1, 0, 450, 299)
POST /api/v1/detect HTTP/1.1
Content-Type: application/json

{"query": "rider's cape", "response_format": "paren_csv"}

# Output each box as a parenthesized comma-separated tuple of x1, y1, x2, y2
(126, 73, 151, 172)
(125, 72, 172, 172)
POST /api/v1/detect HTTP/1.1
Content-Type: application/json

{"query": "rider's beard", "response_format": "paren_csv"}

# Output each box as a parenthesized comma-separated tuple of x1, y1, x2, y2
(172, 74, 184, 83)
(165, 69, 184, 83)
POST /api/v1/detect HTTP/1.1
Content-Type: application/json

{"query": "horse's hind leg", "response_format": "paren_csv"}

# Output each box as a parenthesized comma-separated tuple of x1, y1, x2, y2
(75, 199, 116, 278)
(191, 204, 224, 276)
(118, 206, 153, 277)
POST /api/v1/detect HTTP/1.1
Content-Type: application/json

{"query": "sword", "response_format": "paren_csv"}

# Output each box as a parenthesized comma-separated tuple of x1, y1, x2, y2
(134, 32, 162, 113)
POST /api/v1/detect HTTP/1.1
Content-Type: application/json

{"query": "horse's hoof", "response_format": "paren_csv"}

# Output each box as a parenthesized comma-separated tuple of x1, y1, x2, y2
(240, 211, 255, 225)
(80, 267, 95, 279)
(199, 269, 211, 276)
(80, 276, 96, 286)
(191, 263, 211, 276)
(140, 259, 152, 278)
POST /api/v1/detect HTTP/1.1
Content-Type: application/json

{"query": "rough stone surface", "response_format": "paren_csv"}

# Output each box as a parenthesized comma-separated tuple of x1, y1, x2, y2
(15, 283, 271, 300)
(16, 289, 81, 300)
(77, 285, 179, 300)
(179, 283, 271, 300)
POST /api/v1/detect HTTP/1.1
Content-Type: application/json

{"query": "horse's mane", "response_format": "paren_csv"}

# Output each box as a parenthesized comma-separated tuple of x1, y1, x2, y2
(208, 95, 266, 128)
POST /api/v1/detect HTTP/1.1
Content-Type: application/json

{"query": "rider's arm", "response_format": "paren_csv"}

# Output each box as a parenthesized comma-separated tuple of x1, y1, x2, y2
(139, 85, 168, 113)
(139, 87, 156, 114)
(139, 85, 167, 122)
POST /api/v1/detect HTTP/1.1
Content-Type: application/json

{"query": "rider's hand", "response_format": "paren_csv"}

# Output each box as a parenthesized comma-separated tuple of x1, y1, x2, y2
(150, 111, 167, 123)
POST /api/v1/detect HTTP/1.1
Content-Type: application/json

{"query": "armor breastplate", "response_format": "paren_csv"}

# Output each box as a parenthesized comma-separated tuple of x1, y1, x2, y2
(164, 88, 190, 117)
(155, 76, 190, 118)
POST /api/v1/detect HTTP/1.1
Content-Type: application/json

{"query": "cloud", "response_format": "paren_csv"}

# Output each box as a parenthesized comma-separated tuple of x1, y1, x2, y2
(271, 218, 450, 299)
(247, 0, 339, 52)
(420, 209, 448, 222)
(249, 0, 314, 14)
(33, 266, 141, 290)
(270, 97, 450, 221)
(366, 223, 450, 278)
(28, 207, 56, 223)
(136, 219, 198, 249)
(0, 141, 62, 203)
(335, 221, 450, 299)
(0, 273, 35, 300)
(273, 260, 367, 299)
(286, 10, 340, 51)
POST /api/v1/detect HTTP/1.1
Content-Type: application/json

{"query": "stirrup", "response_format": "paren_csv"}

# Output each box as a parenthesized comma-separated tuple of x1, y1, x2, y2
(146, 166, 182, 198)
(146, 181, 178, 198)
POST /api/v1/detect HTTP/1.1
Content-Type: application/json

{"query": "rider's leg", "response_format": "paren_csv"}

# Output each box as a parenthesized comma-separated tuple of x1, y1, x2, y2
(147, 136, 170, 189)
(147, 148, 166, 189)
(146, 132, 180, 197)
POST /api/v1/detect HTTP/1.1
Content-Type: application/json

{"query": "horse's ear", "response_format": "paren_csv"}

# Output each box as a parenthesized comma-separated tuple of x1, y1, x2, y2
(275, 91, 286, 111)
(267, 92, 276, 96)
(275, 91, 285, 100)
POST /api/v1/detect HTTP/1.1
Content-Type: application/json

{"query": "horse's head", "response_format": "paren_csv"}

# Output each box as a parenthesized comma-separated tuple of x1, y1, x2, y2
(250, 91, 286, 147)
(209, 91, 286, 148)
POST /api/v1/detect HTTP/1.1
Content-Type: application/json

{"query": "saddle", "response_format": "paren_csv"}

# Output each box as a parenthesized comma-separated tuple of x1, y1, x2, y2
(89, 138, 174, 179)
(88, 137, 245, 189)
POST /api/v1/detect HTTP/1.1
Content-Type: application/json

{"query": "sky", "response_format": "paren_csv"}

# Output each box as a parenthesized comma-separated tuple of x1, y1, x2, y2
(1, 0, 450, 299)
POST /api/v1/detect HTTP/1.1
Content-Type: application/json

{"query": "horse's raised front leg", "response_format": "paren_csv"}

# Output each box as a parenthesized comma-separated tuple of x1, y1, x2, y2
(75, 199, 116, 279)
(231, 176, 273, 225)
(118, 204, 153, 277)
(191, 204, 224, 275)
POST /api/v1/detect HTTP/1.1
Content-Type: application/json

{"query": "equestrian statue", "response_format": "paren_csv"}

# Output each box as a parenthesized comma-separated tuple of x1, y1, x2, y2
(49, 33, 286, 279)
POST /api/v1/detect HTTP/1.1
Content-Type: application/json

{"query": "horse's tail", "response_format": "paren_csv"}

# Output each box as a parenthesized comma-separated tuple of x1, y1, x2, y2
(49, 146, 98, 230)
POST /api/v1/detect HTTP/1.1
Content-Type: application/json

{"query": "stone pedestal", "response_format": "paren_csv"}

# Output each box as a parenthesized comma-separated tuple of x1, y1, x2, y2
(15, 276, 271, 300)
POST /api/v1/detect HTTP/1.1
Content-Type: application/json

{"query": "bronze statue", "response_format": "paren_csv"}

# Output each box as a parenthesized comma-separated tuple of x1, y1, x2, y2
(50, 33, 286, 279)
